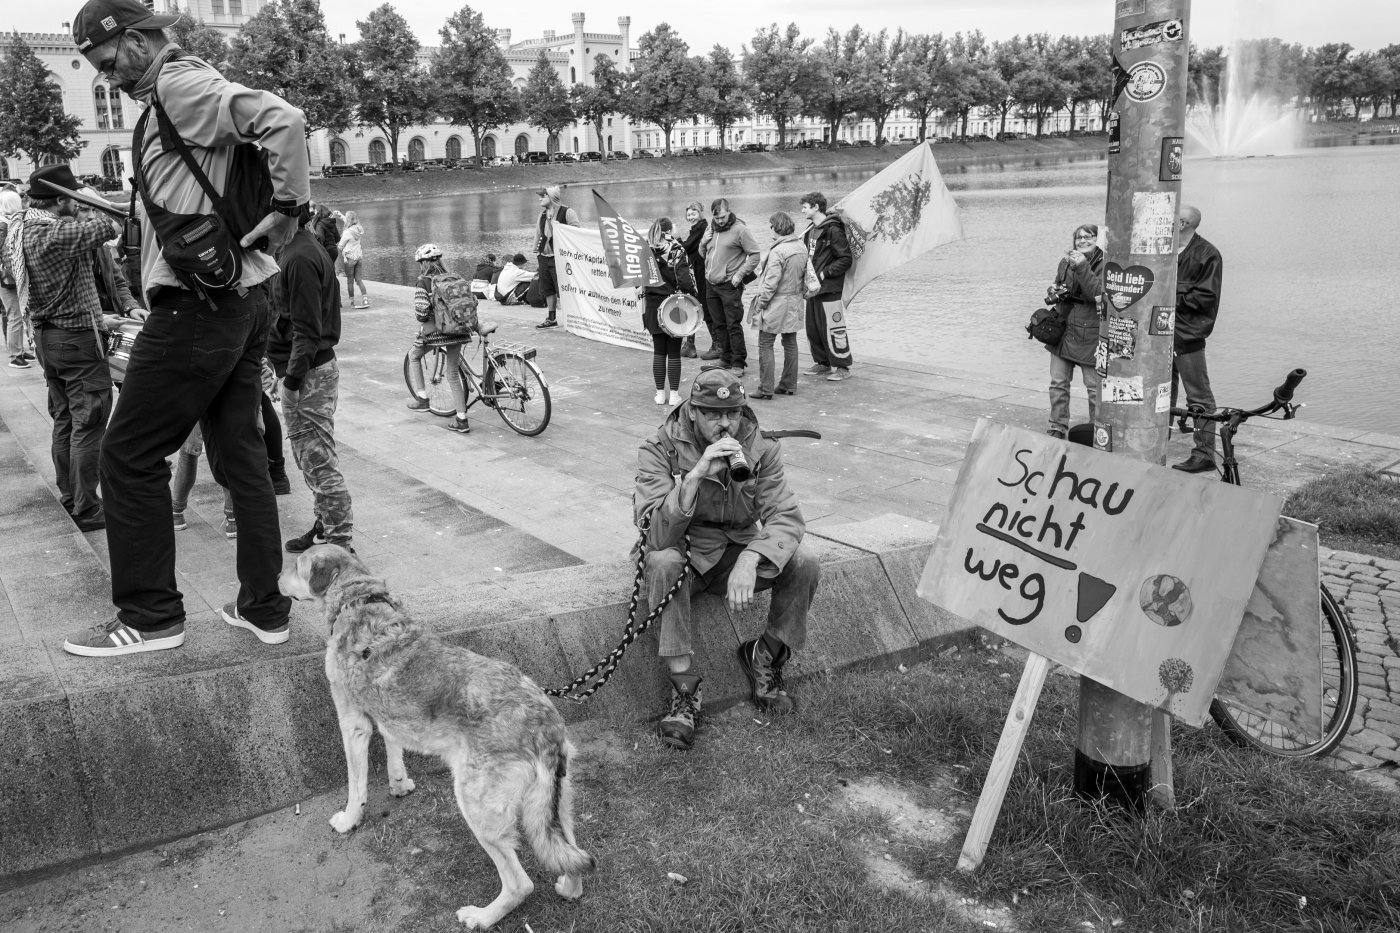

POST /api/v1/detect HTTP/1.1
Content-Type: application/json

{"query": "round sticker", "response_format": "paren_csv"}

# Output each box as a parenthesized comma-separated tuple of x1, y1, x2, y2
(1125, 61, 1166, 102)
(1094, 426, 1110, 448)
(716, 386, 730, 399)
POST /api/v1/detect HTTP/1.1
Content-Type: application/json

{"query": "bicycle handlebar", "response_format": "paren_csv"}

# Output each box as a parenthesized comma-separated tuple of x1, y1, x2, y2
(1171, 369, 1307, 424)
(1274, 368, 1307, 405)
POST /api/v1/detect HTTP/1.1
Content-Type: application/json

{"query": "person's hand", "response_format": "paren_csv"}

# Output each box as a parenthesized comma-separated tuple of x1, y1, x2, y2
(127, 308, 150, 322)
(730, 273, 743, 288)
(1066, 249, 1086, 268)
(100, 313, 125, 332)
(240, 212, 297, 249)
(689, 435, 743, 482)
(726, 552, 760, 611)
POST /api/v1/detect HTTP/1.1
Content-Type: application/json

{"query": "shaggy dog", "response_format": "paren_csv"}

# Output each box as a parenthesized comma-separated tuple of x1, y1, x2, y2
(279, 545, 594, 929)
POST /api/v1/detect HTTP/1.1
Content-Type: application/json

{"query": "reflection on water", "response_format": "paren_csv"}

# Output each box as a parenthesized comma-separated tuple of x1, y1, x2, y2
(338, 146, 1400, 435)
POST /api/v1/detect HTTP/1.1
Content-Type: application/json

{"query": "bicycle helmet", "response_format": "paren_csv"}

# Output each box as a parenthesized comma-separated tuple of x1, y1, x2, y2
(414, 243, 443, 262)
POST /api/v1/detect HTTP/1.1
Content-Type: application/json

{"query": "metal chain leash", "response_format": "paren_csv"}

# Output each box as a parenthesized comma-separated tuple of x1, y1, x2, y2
(545, 513, 691, 703)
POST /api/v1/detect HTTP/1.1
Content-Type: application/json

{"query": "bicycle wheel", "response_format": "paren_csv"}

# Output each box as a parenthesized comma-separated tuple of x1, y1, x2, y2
(484, 352, 551, 436)
(1210, 584, 1359, 758)
(402, 349, 456, 417)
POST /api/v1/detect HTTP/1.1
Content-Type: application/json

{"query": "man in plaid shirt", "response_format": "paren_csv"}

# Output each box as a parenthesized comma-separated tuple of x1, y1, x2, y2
(2, 165, 119, 531)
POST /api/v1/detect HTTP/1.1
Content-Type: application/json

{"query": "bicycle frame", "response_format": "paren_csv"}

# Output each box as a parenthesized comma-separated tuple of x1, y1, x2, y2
(421, 334, 538, 411)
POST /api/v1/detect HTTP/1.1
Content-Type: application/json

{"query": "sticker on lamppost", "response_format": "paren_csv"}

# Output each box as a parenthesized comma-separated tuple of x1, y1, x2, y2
(917, 419, 1282, 725)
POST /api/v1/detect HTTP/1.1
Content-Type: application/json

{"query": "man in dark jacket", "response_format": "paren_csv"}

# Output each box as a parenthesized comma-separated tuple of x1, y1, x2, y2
(268, 206, 353, 552)
(633, 369, 820, 751)
(1170, 205, 1223, 473)
(799, 191, 854, 381)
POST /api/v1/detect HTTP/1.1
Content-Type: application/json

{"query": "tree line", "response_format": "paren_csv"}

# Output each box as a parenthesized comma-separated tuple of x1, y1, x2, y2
(3, 1, 1399, 171)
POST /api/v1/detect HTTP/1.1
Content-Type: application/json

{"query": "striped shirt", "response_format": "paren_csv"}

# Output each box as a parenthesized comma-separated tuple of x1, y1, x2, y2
(9, 209, 113, 331)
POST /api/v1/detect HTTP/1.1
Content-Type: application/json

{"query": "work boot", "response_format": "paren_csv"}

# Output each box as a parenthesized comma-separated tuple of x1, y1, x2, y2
(738, 638, 796, 715)
(699, 346, 722, 361)
(658, 672, 704, 751)
(681, 336, 697, 358)
(285, 519, 325, 553)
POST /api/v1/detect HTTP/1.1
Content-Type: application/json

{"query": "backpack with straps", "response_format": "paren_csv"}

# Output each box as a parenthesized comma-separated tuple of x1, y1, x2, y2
(429, 272, 479, 336)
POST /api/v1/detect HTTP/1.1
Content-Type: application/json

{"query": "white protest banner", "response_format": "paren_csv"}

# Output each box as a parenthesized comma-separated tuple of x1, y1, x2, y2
(552, 223, 651, 351)
(917, 419, 1282, 726)
(836, 142, 963, 309)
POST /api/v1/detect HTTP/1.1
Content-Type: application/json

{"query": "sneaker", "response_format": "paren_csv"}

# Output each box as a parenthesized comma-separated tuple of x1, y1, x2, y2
(667, 390, 683, 406)
(658, 672, 704, 751)
(222, 601, 289, 645)
(446, 416, 471, 434)
(776, 388, 795, 396)
(73, 507, 106, 533)
(803, 364, 832, 376)
(173, 510, 188, 531)
(738, 638, 796, 715)
(406, 399, 430, 411)
(63, 617, 185, 657)
(222, 515, 237, 539)
(1046, 428, 1067, 440)
(826, 368, 851, 382)
(285, 519, 325, 553)
(9, 356, 29, 369)
(22, 351, 36, 363)
(698, 347, 723, 361)
(536, 318, 558, 329)
(654, 389, 669, 405)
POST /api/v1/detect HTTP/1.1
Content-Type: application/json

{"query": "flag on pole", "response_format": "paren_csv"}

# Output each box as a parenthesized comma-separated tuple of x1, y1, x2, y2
(592, 190, 662, 289)
(834, 142, 963, 308)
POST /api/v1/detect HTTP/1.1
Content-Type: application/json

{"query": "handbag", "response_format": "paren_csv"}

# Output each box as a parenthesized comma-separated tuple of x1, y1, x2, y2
(1026, 304, 1067, 346)
(802, 256, 822, 298)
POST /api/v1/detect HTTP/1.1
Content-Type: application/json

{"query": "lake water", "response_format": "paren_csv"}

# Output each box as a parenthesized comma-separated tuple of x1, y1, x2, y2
(341, 145, 1400, 436)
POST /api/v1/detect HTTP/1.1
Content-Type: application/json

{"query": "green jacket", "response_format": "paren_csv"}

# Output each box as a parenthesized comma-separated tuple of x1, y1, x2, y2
(633, 403, 805, 575)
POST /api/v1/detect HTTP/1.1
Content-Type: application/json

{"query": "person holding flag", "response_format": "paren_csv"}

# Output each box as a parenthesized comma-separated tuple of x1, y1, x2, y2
(799, 192, 854, 381)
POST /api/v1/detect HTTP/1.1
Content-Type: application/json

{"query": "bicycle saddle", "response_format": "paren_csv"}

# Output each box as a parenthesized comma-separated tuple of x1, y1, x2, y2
(478, 322, 499, 337)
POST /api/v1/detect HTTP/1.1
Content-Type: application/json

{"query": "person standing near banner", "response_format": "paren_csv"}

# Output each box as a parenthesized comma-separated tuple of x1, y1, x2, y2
(800, 192, 854, 381)
(534, 185, 579, 329)
(699, 198, 759, 377)
(679, 201, 709, 359)
(640, 217, 693, 407)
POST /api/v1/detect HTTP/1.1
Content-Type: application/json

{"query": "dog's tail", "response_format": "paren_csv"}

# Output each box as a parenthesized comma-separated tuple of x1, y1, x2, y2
(522, 737, 596, 878)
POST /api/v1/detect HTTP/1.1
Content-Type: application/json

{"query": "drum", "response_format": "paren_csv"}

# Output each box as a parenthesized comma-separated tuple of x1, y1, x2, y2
(107, 320, 143, 387)
(658, 293, 702, 338)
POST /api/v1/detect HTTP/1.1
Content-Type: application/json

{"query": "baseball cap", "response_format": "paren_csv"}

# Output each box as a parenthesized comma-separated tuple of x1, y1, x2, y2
(689, 369, 747, 410)
(72, 0, 181, 53)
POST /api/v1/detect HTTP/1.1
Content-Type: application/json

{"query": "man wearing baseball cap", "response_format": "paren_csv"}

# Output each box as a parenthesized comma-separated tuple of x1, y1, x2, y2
(1, 164, 122, 533)
(633, 368, 820, 750)
(62, 0, 309, 659)
(532, 185, 577, 328)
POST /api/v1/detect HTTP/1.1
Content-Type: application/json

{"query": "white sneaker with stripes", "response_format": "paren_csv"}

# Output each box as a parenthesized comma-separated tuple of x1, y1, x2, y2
(63, 617, 186, 657)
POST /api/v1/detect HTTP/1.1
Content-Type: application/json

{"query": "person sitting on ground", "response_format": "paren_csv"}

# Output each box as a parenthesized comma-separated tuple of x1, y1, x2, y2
(406, 243, 472, 434)
(494, 252, 533, 304)
(473, 252, 503, 284)
(1044, 223, 1104, 439)
(748, 211, 806, 400)
(633, 368, 820, 751)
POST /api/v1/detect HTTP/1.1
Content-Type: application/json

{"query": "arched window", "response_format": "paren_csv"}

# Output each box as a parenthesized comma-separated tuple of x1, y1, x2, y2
(329, 139, 347, 165)
(546, 133, 559, 155)
(93, 84, 111, 130)
(445, 136, 462, 160)
(100, 147, 122, 181)
(572, 137, 579, 153)
(408, 137, 426, 161)
(607, 134, 612, 151)
(570, 67, 576, 83)
(482, 136, 497, 158)
(514, 134, 530, 157)
(368, 139, 387, 163)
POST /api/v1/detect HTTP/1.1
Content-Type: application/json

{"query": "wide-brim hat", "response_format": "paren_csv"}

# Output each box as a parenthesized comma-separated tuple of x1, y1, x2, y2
(27, 164, 83, 199)
(73, 0, 181, 53)
(689, 369, 748, 410)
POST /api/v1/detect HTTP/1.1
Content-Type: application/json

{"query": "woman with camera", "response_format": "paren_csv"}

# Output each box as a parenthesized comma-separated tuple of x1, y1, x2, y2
(1044, 223, 1104, 439)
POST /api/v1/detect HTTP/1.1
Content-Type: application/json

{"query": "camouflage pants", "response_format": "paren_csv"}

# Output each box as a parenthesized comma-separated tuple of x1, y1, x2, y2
(281, 360, 353, 543)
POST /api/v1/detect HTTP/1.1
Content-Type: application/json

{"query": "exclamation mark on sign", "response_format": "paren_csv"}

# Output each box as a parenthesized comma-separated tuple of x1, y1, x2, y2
(1065, 573, 1117, 643)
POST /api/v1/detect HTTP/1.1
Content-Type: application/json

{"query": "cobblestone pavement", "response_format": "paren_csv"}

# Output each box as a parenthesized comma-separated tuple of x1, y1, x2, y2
(1321, 549, 1400, 791)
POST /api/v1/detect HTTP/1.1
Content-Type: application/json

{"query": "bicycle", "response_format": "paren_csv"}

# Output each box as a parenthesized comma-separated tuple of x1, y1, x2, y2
(402, 323, 552, 437)
(1172, 368, 1359, 758)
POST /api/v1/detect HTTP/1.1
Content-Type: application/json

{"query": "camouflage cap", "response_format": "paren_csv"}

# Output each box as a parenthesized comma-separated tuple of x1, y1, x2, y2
(689, 369, 747, 409)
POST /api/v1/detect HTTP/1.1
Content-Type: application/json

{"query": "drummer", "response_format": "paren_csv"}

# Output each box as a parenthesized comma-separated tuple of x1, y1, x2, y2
(640, 217, 699, 407)
(76, 186, 149, 330)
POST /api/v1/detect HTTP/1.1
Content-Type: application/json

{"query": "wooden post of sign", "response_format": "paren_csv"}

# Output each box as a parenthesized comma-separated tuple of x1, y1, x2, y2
(1074, 0, 1191, 810)
(958, 653, 1051, 873)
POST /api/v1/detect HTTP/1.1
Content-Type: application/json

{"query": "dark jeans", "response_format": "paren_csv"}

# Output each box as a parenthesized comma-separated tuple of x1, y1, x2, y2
(35, 325, 111, 519)
(1171, 348, 1218, 461)
(101, 285, 290, 632)
(705, 281, 747, 368)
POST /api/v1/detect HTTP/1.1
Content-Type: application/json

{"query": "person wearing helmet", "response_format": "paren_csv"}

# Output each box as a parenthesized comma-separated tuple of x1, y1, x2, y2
(406, 243, 471, 433)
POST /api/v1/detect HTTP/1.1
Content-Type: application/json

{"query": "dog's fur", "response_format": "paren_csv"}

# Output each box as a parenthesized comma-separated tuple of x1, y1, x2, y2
(279, 545, 594, 930)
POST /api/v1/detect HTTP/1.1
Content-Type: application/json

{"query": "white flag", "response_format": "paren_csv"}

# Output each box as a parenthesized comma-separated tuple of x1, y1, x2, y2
(835, 143, 963, 308)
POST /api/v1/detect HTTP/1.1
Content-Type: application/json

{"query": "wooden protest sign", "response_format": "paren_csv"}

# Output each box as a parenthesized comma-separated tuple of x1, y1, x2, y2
(917, 419, 1281, 726)
(1215, 517, 1323, 739)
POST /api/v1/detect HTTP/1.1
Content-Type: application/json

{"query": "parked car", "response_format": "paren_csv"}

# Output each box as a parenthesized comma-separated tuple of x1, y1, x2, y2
(549, 152, 576, 163)
(609, 150, 631, 160)
(795, 139, 823, 149)
(853, 139, 875, 147)
(524, 151, 550, 164)
(972, 133, 995, 141)
(354, 162, 387, 174)
(577, 151, 602, 162)
(836, 140, 853, 148)
(632, 149, 656, 158)
(323, 164, 364, 177)
(738, 143, 766, 153)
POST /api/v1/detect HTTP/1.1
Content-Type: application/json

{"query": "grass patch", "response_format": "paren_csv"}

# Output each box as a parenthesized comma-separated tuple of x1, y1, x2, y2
(1283, 467, 1400, 560)
(354, 648, 1400, 933)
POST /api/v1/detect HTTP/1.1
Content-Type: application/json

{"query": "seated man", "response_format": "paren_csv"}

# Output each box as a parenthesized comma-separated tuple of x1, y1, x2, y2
(633, 369, 820, 751)
(494, 252, 533, 305)
(473, 252, 502, 284)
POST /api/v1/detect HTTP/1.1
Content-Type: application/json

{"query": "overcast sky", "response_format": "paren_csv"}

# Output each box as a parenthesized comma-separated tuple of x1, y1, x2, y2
(11, 1, 1397, 54)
